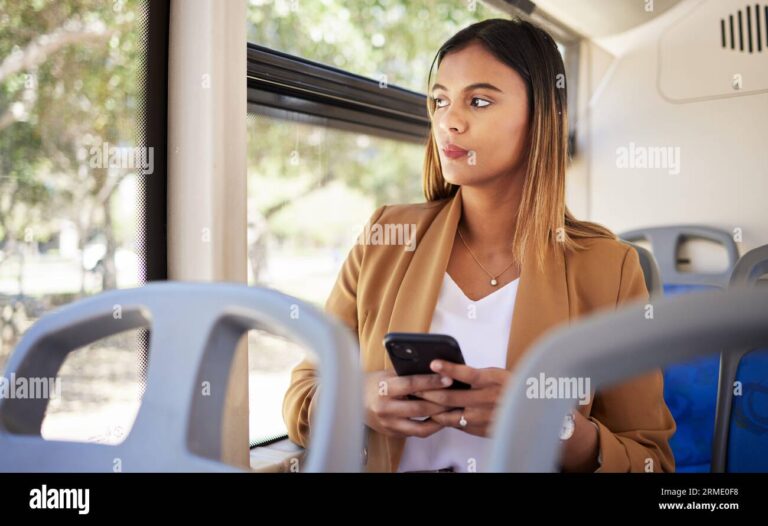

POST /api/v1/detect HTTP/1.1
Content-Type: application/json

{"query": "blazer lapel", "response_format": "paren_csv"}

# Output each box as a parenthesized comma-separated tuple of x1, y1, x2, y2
(505, 232, 572, 370)
(383, 187, 572, 472)
(385, 188, 463, 357)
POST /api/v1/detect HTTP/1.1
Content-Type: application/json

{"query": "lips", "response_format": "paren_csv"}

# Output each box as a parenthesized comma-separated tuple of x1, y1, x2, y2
(442, 143, 469, 159)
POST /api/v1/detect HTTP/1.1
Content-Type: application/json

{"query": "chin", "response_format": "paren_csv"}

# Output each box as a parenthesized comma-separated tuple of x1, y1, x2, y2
(440, 165, 470, 184)
(442, 170, 488, 188)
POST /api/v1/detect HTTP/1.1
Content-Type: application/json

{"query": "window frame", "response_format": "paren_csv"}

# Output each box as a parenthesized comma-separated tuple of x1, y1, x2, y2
(143, 0, 171, 282)
(247, 43, 430, 144)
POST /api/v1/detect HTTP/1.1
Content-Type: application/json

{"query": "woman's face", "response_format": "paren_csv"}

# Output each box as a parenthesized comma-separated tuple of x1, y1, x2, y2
(430, 42, 530, 189)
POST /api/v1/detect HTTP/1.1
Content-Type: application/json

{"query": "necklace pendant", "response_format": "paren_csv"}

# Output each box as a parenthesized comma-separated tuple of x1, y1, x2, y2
(490, 278, 498, 286)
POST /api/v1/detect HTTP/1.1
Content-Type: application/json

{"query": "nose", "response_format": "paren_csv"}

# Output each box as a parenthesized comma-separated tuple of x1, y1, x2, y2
(437, 103, 467, 135)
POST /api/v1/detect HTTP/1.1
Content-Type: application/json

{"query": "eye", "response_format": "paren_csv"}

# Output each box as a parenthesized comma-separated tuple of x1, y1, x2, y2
(470, 97, 491, 108)
(431, 96, 447, 109)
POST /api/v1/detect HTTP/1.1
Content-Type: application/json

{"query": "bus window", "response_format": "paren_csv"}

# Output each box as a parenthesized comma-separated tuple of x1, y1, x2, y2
(0, 0, 151, 439)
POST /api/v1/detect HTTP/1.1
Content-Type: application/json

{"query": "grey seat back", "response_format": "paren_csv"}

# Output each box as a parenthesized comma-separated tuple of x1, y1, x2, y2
(0, 283, 363, 473)
(711, 244, 768, 472)
(620, 225, 738, 287)
(621, 241, 663, 298)
(489, 287, 768, 472)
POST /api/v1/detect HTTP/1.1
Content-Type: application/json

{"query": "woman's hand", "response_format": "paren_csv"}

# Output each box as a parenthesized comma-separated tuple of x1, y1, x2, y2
(416, 360, 601, 471)
(412, 360, 511, 437)
(364, 369, 455, 438)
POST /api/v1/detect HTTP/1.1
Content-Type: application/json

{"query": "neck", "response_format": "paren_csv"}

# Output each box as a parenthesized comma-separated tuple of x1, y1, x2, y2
(458, 173, 524, 250)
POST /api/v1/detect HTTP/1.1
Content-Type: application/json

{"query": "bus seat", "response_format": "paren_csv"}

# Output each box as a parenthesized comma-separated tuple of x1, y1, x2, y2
(620, 225, 739, 472)
(0, 283, 363, 473)
(712, 245, 768, 472)
(620, 241, 663, 298)
(489, 287, 768, 472)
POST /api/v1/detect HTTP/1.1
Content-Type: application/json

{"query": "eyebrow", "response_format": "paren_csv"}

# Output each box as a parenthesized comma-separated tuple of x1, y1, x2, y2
(430, 82, 503, 94)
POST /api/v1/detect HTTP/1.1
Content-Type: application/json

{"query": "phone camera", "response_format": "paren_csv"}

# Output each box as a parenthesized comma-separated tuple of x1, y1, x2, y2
(391, 344, 419, 361)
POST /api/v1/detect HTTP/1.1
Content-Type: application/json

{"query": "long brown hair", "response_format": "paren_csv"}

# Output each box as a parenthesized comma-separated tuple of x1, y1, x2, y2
(423, 18, 616, 271)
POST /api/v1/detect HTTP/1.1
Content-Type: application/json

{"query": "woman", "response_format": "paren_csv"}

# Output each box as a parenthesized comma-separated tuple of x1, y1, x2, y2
(283, 17, 675, 473)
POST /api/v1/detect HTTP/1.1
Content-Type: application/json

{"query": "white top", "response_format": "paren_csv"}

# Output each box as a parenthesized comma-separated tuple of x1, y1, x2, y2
(397, 272, 519, 473)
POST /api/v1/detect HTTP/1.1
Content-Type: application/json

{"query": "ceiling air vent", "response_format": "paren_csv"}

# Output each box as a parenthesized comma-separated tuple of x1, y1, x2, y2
(660, 0, 768, 102)
(721, 4, 767, 52)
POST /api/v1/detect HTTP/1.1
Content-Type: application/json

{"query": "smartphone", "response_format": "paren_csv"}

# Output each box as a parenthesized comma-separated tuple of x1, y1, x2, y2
(383, 332, 471, 393)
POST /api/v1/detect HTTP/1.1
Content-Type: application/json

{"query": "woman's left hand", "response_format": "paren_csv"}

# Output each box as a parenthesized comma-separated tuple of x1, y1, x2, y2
(416, 359, 601, 471)
(412, 359, 511, 437)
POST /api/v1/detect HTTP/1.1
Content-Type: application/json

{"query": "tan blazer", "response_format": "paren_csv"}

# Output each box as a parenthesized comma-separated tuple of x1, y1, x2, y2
(283, 188, 676, 472)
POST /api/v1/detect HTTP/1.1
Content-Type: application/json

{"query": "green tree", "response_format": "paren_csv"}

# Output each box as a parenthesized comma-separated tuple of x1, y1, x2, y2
(0, 0, 144, 293)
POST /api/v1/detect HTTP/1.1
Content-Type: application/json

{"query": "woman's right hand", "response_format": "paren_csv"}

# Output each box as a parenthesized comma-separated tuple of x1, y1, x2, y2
(364, 370, 455, 438)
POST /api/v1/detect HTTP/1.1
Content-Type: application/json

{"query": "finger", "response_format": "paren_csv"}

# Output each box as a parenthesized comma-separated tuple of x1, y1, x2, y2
(429, 360, 484, 386)
(428, 408, 464, 428)
(413, 386, 495, 408)
(386, 417, 445, 439)
(430, 408, 487, 430)
(379, 398, 452, 418)
(384, 373, 453, 398)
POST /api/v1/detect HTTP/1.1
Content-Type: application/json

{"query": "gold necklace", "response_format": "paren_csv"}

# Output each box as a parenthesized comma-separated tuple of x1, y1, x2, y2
(457, 227, 516, 287)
